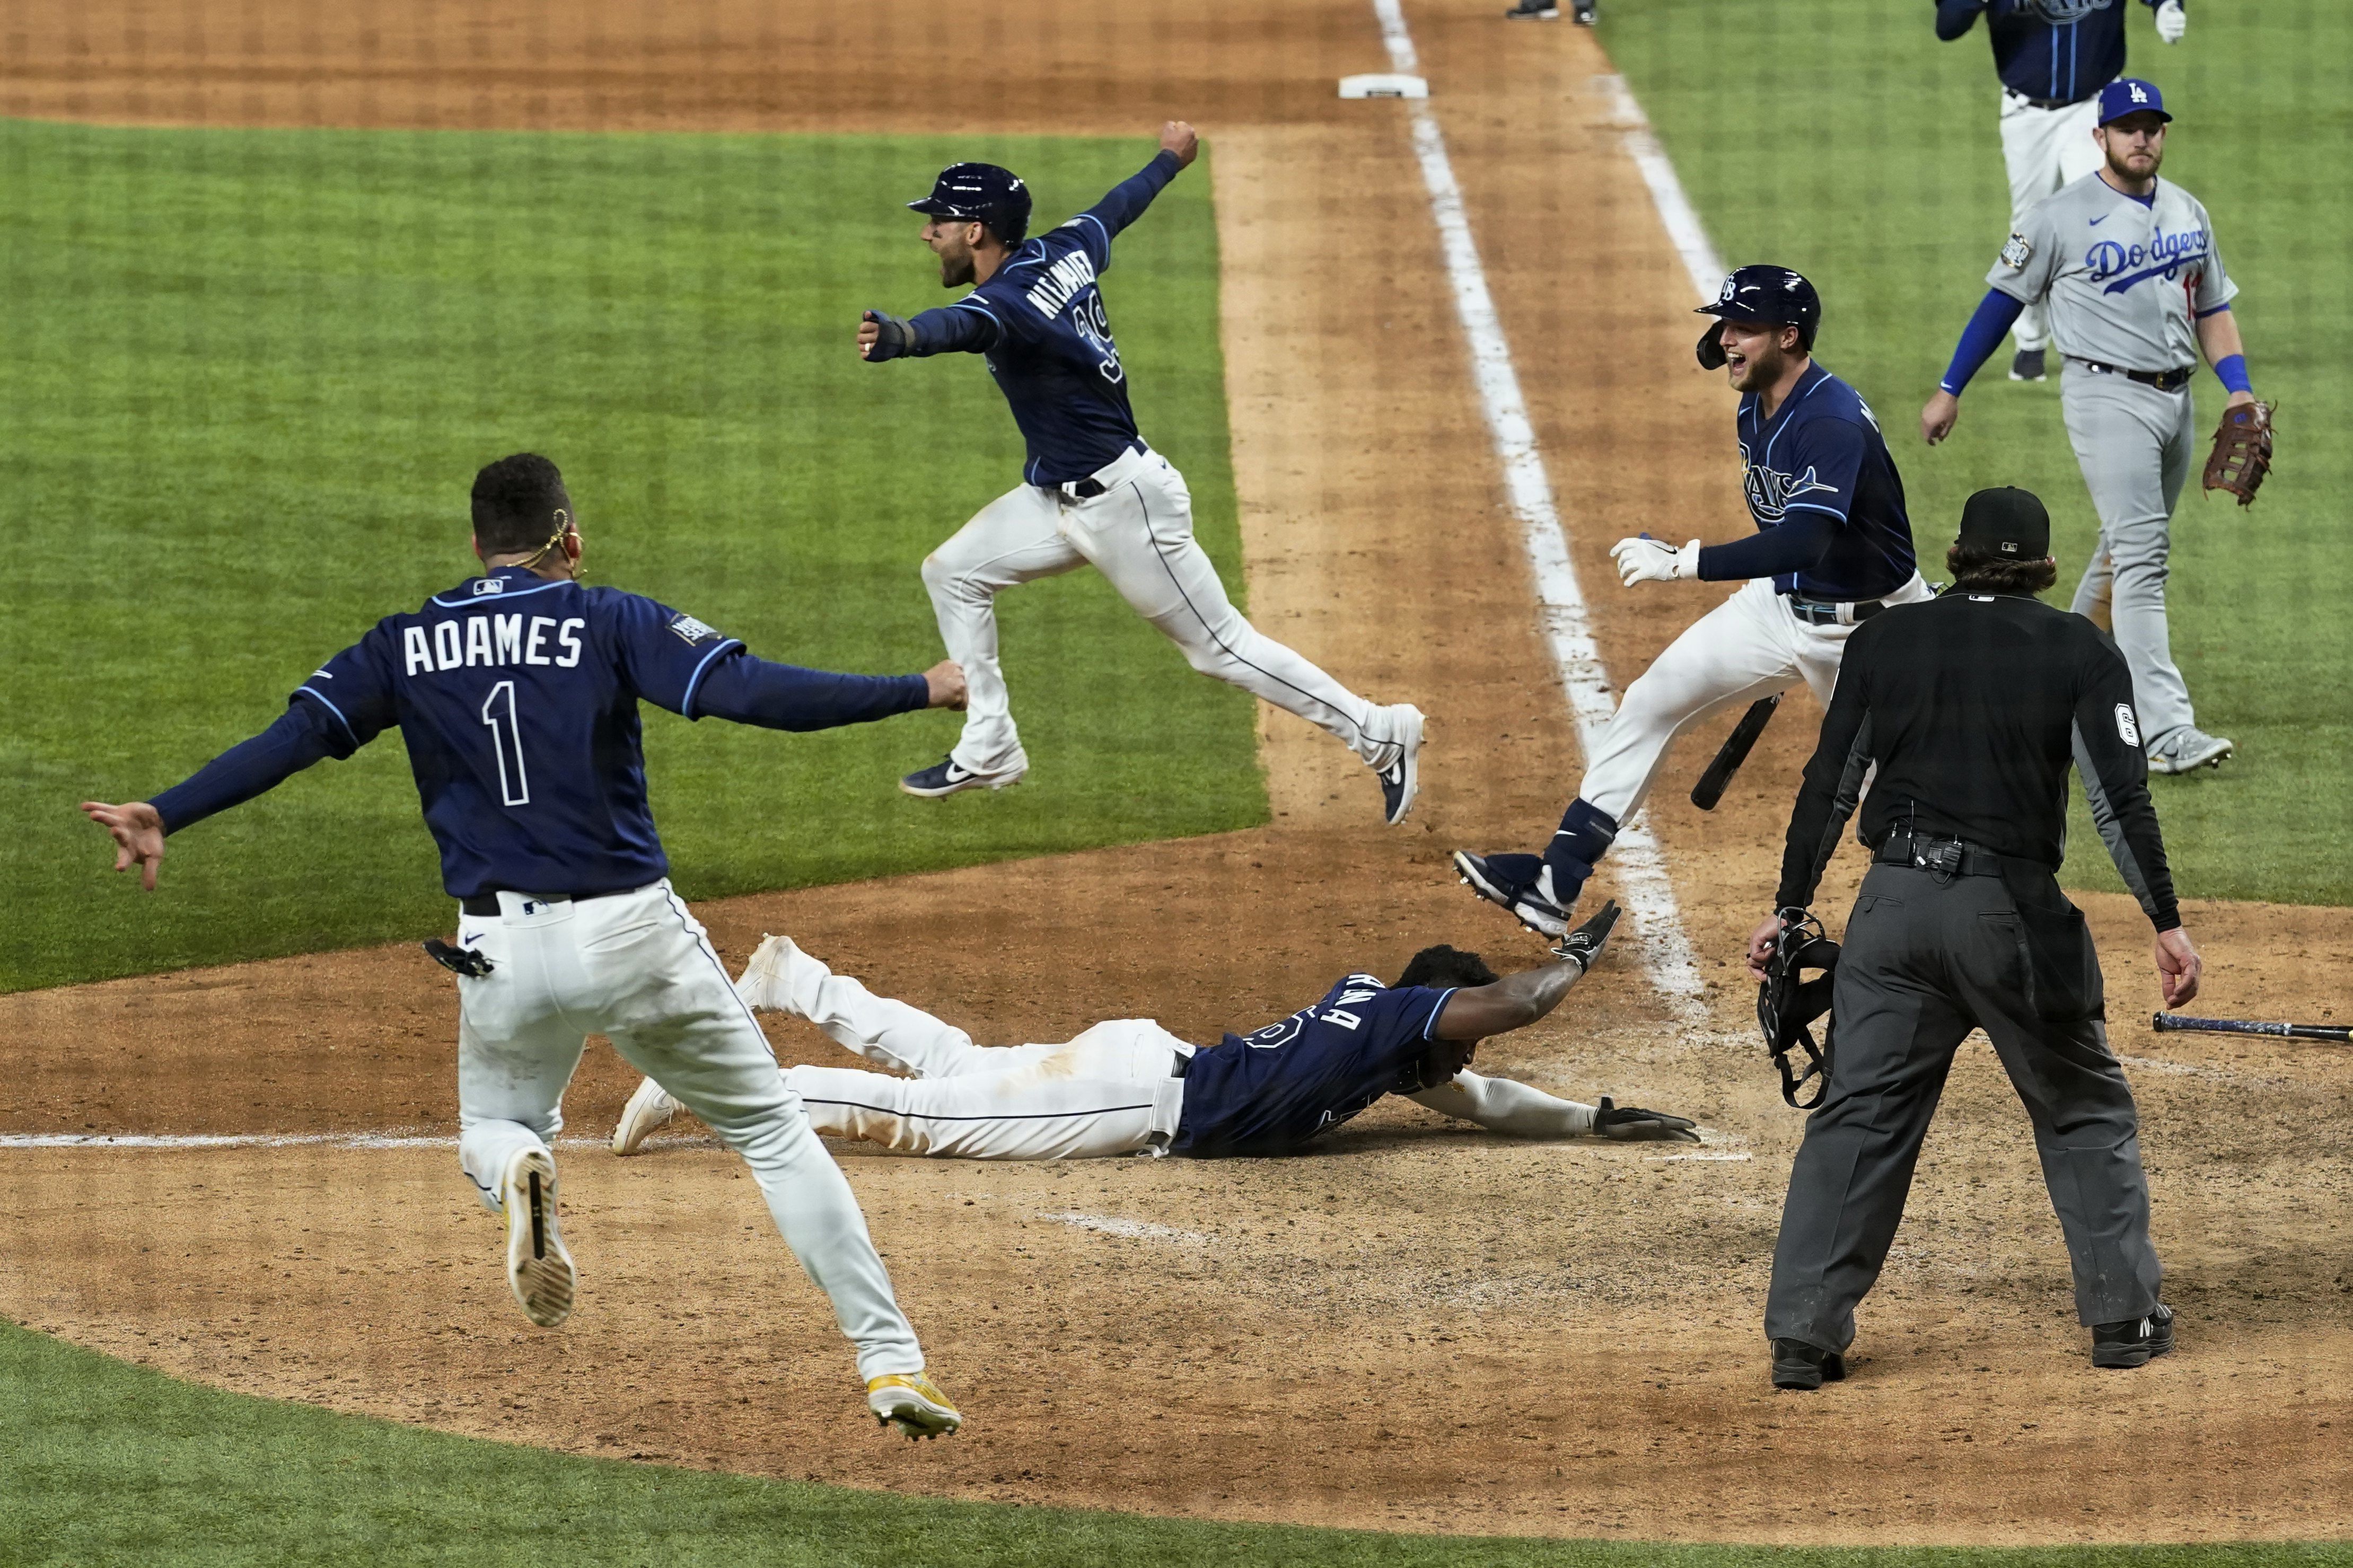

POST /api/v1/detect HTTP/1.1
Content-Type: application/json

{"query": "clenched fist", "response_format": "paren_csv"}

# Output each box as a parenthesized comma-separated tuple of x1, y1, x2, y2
(1611, 535, 1702, 586)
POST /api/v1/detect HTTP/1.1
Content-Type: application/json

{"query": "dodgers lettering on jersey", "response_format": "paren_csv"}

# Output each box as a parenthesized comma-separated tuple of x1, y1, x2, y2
(293, 566, 745, 898)
(1991, 173, 2234, 372)
(1735, 364, 1918, 603)
(1171, 977, 1458, 1157)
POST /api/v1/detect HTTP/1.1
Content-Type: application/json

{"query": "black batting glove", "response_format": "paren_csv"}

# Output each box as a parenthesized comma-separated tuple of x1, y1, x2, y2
(863, 309, 913, 362)
(1550, 899, 1621, 974)
(1592, 1096, 1700, 1143)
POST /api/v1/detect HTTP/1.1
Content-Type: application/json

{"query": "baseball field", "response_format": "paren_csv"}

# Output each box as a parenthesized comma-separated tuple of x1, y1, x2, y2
(3, 1, 2348, 1562)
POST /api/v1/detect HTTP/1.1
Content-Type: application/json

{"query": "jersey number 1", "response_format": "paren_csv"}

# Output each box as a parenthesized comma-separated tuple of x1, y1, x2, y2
(481, 680, 531, 806)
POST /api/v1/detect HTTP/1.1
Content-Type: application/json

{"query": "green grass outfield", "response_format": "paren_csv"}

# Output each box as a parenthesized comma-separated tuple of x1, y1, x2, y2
(3, 1318, 2345, 1568)
(1608, 0, 2351, 907)
(0, 122, 1261, 993)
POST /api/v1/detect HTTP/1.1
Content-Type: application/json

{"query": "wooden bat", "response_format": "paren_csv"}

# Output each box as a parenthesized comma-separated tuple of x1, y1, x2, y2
(1690, 695, 1780, 812)
(2151, 1013, 2350, 1044)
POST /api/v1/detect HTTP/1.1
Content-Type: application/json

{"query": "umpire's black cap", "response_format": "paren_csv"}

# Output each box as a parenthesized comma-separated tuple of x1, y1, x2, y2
(1694, 264, 1822, 368)
(909, 163, 1032, 246)
(1957, 487, 2052, 559)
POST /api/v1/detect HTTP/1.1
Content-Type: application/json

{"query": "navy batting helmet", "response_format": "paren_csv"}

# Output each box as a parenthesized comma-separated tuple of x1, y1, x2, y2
(1694, 265, 1822, 369)
(909, 163, 1032, 248)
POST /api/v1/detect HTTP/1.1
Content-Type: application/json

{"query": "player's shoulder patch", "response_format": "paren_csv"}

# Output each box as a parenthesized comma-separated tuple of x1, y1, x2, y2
(1999, 232, 2033, 270)
(666, 612, 725, 646)
(2114, 702, 2141, 748)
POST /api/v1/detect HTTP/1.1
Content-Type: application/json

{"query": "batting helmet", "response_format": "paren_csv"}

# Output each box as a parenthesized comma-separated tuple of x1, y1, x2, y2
(1694, 264, 1822, 369)
(908, 163, 1033, 248)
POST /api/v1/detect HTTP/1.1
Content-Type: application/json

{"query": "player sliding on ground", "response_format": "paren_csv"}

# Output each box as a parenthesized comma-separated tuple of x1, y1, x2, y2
(857, 120, 1426, 824)
(81, 455, 966, 1440)
(610, 904, 1700, 1161)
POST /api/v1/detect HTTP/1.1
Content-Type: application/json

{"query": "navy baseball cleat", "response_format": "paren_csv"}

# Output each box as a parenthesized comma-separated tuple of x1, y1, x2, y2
(1377, 704, 1426, 826)
(1452, 850, 1571, 938)
(1573, 0, 1597, 20)
(2008, 347, 2048, 382)
(900, 755, 1026, 798)
(2091, 1303, 2175, 1369)
(1504, 0, 1560, 16)
(1770, 1340, 1847, 1391)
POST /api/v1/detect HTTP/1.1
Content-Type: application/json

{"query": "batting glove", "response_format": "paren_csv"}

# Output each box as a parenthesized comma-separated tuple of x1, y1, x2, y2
(1611, 535, 1702, 586)
(2155, 0, 2185, 43)
(862, 309, 914, 362)
(1591, 1096, 1702, 1144)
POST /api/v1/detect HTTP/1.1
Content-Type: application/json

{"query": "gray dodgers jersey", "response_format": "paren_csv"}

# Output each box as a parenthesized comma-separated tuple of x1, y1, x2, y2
(1989, 173, 2235, 373)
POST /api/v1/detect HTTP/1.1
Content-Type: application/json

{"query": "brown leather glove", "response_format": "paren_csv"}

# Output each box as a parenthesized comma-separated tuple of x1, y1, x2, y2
(2202, 400, 2275, 506)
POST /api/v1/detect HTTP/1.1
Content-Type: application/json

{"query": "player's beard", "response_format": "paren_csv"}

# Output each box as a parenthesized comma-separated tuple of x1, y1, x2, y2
(1729, 340, 1786, 394)
(938, 243, 977, 288)
(2104, 141, 2162, 184)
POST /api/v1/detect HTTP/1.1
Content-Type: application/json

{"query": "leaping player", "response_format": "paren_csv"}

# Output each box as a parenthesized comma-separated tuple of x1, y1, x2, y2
(858, 121, 1426, 823)
(610, 904, 1701, 1161)
(1454, 267, 1929, 938)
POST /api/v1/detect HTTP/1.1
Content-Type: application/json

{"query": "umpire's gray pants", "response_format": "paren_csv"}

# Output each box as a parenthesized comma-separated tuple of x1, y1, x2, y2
(1764, 865, 2163, 1352)
(2062, 365, 2200, 745)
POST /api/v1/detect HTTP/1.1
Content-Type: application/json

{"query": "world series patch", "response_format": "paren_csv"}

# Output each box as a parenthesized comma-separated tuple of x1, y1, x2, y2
(1999, 232, 2033, 269)
(668, 613, 724, 645)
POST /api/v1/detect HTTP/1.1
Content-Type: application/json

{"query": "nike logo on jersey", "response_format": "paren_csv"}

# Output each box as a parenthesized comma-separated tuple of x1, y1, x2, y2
(2087, 213, 2108, 226)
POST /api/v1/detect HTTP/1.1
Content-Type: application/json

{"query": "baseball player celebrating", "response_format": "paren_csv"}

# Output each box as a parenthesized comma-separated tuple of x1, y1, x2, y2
(1935, 0, 2188, 383)
(1924, 80, 2260, 774)
(81, 455, 968, 1439)
(858, 122, 1425, 822)
(610, 904, 1700, 1160)
(1455, 267, 1928, 938)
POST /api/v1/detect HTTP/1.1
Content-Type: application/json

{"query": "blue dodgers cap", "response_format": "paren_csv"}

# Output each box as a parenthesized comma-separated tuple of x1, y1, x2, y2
(908, 162, 1032, 245)
(1694, 264, 1822, 368)
(2097, 78, 2172, 126)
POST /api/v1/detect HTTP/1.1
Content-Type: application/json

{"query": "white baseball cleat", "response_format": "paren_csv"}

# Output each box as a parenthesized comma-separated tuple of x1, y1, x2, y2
(866, 1371, 963, 1440)
(1376, 704, 1426, 826)
(500, 1146, 575, 1328)
(2146, 726, 2233, 775)
(611, 1076, 679, 1156)
(735, 932, 818, 1015)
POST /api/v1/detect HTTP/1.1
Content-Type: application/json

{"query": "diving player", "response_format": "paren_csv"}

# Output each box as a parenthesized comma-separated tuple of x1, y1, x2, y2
(609, 904, 1702, 1161)
(1454, 267, 1929, 938)
(81, 454, 967, 1438)
(858, 121, 1426, 823)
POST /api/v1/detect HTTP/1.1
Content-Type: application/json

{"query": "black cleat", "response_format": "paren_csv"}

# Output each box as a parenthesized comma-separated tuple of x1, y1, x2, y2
(1770, 1338, 1847, 1390)
(2092, 1303, 2175, 1369)
(2008, 347, 2048, 382)
(1572, 0, 1597, 20)
(1505, 0, 1561, 16)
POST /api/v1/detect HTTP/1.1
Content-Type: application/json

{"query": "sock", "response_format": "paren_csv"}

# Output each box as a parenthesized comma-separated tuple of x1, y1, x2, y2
(1541, 798, 1619, 906)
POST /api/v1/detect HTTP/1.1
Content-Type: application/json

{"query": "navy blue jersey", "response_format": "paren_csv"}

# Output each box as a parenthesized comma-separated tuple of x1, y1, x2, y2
(149, 565, 927, 898)
(1936, 0, 2161, 105)
(1171, 976, 1458, 1158)
(1729, 364, 1917, 603)
(900, 151, 1183, 486)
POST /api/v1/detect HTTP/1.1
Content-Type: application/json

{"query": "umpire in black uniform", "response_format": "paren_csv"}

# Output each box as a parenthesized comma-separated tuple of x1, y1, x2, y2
(1748, 487, 2201, 1390)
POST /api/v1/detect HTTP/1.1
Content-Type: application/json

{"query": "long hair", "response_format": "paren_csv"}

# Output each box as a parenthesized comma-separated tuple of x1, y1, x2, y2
(1945, 542, 2059, 596)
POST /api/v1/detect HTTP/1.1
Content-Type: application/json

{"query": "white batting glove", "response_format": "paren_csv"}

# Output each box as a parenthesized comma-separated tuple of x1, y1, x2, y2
(2155, 0, 2186, 44)
(1611, 535, 1702, 586)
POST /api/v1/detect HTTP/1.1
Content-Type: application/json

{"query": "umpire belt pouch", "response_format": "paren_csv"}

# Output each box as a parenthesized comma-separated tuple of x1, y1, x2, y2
(1999, 866, 2104, 1023)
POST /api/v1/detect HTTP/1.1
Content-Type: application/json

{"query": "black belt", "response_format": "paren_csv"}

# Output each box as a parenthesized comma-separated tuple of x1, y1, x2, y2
(1787, 595, 1892, 627)
(2007, 90, 2092, 111)
(1065, 477, 1108, 499)
(2070, 358, 2192, 393)
(1874, 834, 2012, 879)
(459, 887, 633, 918)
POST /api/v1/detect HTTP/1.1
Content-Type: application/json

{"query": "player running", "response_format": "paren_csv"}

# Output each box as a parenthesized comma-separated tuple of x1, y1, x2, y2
(81, 454, 968, 1439)
(609, 903, 1700, 1161)
(858, 121, 1426, 823)
(1454, 267, 1929, 938)
(1923, 79, 2259, 776)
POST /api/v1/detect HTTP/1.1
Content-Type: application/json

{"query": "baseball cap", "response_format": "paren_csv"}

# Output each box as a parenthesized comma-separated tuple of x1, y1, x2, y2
(1956, 487, 2051, 559)
(1694, 264, 1822, 368)
(908, 162, 1033, 245)
(2097, 78, 2171, 127)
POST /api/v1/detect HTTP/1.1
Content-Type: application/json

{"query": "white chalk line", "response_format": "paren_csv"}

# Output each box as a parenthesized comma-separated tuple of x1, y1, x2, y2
(0, 1132, 717, 1152)
(1038, 1211, 1216, 1245)
(1368, 0, 1704, 1023)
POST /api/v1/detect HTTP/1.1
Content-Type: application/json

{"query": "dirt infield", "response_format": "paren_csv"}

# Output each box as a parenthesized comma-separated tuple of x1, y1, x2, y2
(5, 0, 2350, 1546)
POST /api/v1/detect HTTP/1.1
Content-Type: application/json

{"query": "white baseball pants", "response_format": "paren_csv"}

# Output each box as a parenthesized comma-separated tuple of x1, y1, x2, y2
(2062, 366, 2201, 743)
(452, 883, 924, 1379)
(1578, 576, 1930, 827)
(923, 444, 1406, 778)
(1998, 89, 2105, 355)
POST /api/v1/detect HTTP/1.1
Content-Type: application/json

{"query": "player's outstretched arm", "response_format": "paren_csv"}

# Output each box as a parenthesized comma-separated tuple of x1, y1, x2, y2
(1429, 902, 1619, 1042)
(1072, 122, 1198, 251)
(690, 655, 965, 730)
(858, 305, 999, 363)
(81, 800, 165, 891)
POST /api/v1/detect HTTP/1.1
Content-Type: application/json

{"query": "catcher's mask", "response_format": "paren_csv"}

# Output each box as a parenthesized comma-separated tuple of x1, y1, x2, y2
(1757, 912, 1838, 1109)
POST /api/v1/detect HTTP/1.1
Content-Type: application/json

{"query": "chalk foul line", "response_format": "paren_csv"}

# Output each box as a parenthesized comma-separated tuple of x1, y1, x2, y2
(1367, 0, 1705, 1023)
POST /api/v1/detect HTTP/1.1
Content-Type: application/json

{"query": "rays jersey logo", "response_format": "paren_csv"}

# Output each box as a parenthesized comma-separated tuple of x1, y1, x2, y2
(1739, 444, 1840, 525)
(2018, 0, 2113, 21)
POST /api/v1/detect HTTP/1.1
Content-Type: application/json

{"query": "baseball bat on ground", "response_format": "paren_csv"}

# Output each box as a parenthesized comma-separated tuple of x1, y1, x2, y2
(2152, 1013, 2351, 1044)
(1690, 695, 1780, 811)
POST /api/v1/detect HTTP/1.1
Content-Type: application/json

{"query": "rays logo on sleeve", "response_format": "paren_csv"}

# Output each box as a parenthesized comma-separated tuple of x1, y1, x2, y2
(1739, 446, 1840, 525)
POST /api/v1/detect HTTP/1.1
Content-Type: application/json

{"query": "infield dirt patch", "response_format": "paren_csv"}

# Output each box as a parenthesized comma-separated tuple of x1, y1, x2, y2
(5, 0, 2349, 1546)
